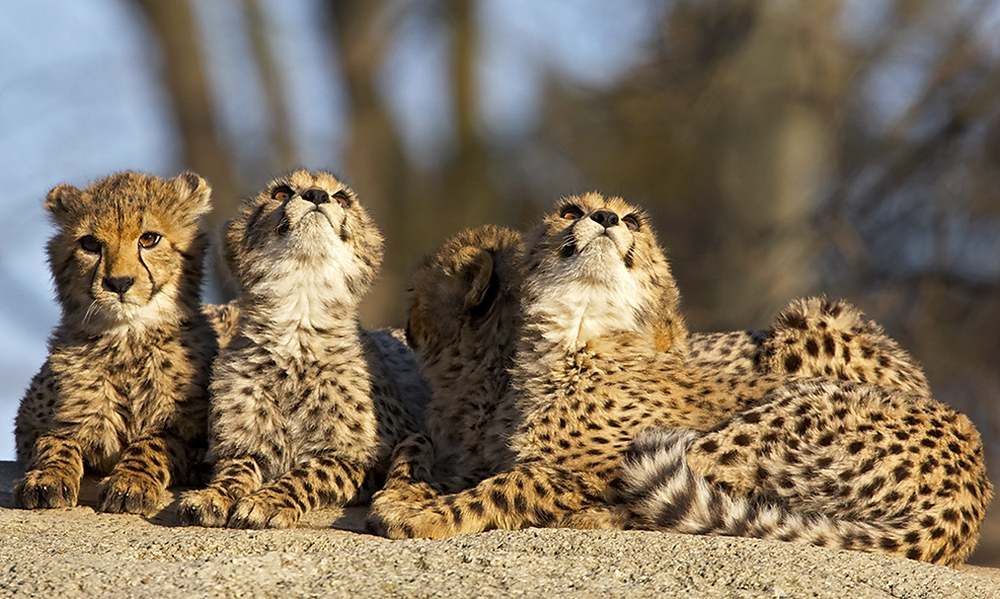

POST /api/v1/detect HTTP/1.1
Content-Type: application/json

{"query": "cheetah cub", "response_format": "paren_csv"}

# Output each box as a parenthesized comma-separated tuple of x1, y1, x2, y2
(14, 171, 237, 515)
(370, 226, 524, 512)
(179, 170, 429, 529)
(368, 193, 991, 565)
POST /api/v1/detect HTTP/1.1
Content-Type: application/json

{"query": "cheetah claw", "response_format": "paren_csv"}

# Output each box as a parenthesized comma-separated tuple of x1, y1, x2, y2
(179, 487, 235, 527)
(13, 468, 80, 509)
(227, 492, 300, 529)
(98, 472, 162, 515)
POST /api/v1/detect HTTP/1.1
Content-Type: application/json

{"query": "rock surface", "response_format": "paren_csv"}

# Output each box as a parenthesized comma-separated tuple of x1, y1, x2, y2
(1, 461, 998, 598)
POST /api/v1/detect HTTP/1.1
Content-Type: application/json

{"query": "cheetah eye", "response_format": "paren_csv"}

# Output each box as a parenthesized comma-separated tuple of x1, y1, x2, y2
(138, 232, 161, 249)
(79, 235, 102, 254)
(560, 205, 583, 220)
(271, 185, 293, 201)
(623, 215, 640, 232)
(333, 190, 351, 208)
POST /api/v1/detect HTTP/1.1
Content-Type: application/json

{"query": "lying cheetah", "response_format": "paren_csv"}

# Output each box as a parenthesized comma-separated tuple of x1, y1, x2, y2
(179, 170, 429, 529)
(14, 171, 237, 515)
(367, 193, 990, 565)
(374, 227, 930, 506)
(390, 225, 525, 494)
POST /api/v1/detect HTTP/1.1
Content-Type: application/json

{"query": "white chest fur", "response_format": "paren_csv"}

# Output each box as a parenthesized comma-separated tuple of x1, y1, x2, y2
(527, 259, 646, 349)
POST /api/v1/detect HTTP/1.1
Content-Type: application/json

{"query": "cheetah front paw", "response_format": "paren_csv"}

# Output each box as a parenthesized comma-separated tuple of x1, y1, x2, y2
(227, 490, 300, 529)
(364, 499, 453, 539)
(179, 487, 236, 527)
(98, 471, 163, 515)
(13, 468, 80, 509)
(372, 479, 439, 506)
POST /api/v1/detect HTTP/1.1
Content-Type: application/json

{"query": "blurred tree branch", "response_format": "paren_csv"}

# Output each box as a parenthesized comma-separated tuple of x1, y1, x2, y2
(133, 0, 242, 298)
(133, 0, 240, 223)
(244, 0, 297, 173)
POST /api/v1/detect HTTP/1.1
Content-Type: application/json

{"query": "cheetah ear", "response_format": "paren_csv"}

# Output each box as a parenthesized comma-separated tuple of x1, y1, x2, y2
(172, 172, 212, 218)
(44, 184, 84, 221)
(448, 246, 498, 315)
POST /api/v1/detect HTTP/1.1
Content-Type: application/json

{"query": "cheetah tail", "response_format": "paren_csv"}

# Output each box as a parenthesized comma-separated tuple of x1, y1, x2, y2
(620, 429, 930, 563)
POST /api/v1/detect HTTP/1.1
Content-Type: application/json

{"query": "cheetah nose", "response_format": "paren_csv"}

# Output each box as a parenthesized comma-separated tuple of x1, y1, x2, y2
(301, 188, 330, 205)
(103, 276, 135, 294)
(590, 210, 619, 228)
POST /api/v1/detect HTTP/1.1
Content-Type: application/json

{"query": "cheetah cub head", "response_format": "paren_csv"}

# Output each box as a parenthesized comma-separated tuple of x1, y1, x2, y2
(407, 225, 522, 364)
(225, 170, 383, 324)
(44, 171, 212, 332)
(523, 192, 687, 351)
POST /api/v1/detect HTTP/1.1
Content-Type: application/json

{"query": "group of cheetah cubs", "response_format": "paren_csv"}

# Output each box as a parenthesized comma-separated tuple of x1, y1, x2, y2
(13, 169, 992, 567)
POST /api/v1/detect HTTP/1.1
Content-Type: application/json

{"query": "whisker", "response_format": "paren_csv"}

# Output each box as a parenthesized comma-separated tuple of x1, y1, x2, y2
(82, 300, 100, 326)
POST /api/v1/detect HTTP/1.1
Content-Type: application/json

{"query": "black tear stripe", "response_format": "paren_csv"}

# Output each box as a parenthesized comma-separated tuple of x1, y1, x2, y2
(559, 223, 579, 259)
(623, 241, 636, 269)
(138, 249, 157, 300)
(339, 217, 349, 242)
(246, 202, 267, 231)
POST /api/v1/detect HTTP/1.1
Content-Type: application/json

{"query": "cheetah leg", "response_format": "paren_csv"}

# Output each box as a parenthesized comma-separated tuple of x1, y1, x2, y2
(99, 433, 186, 515)
(226, 455, 369, 529)
(373, 433, 500, 510)
(13, 431, 84, 509)
(372, 433, 442, 505)
(179, 456, 264, 527)
(365, 464, 598, 539)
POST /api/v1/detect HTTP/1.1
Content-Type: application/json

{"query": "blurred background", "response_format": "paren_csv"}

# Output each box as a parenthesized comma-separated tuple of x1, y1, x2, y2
(1, 0, 999, 564)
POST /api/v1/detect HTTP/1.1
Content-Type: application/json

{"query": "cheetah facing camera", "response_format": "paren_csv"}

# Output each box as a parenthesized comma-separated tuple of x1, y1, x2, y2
(179, 170, 429, 529)
(367, 192, 991, 566)
(14, 171, 236, 515)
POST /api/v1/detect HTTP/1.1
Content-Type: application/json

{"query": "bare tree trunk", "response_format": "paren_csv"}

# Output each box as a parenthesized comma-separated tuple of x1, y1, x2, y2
(244, 0, 297, 174)
(444, 0, 494, 229)
(327, 0, 412, 326)
(133, 0, 241, 298)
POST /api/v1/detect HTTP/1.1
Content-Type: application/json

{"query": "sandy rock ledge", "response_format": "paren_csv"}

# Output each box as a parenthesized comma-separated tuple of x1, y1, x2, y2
(1, 461, 998, 598)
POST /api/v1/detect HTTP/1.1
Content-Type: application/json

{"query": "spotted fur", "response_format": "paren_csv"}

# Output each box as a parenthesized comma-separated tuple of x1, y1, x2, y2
(366, 193, 991, 566)
(621, 378, 990, 565)
(14, 171, 237, 515)
(178, 170, 429, 529)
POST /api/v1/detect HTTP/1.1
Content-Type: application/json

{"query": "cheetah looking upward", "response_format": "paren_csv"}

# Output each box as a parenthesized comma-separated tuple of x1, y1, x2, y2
(368, 193, 990, 565)
(374, 225, 929, 506)
(179, 170, 429, 529)
(14, 171, 237, 515)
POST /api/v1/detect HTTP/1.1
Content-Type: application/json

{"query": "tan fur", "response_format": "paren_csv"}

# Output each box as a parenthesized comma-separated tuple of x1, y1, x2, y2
(178, 170, 429, 529)
(14, 171, 236, 515)
(366, 193, 991, 566)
